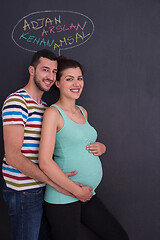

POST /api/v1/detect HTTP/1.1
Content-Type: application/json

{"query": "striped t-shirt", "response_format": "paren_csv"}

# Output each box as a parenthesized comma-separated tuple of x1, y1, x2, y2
(2, 89, 48, 191)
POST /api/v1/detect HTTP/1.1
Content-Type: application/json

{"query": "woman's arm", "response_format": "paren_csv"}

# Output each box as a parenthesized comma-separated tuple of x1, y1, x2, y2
(39, 107, 93, 202)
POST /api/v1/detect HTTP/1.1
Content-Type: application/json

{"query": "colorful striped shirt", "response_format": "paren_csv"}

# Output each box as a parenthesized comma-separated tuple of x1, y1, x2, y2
(2, 89, 48, 191)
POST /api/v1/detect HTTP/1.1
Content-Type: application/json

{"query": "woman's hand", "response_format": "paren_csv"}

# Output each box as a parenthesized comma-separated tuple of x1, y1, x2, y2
(64, 171, 92, 201)
(86, 142, 106, 156)
(74, 186, 93, 202)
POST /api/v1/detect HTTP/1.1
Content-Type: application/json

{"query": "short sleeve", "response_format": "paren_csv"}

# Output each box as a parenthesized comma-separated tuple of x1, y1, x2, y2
(2, 93, 28, 127)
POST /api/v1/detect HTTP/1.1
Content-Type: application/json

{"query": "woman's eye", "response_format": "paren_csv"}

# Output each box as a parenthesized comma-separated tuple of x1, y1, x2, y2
(66, 78, 73, 81)
(78, 77, 83, 81)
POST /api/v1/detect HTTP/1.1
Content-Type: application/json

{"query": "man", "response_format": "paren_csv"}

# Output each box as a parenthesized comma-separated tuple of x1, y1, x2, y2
(2, 49, 106, 240)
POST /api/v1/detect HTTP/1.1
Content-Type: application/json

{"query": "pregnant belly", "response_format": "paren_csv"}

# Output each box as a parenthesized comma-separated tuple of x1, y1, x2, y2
(54, 151, 103, 190)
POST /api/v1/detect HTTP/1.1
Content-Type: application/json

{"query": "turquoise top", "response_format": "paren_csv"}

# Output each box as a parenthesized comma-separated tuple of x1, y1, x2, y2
(44, 104, 103, 204)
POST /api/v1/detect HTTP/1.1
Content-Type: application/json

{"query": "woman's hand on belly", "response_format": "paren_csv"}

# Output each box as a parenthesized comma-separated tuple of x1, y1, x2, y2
(86, 142, 106, 156)
(73, 185, 93, 202)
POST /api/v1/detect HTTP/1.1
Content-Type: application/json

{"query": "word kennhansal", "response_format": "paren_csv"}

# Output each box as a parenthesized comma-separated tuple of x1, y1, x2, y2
(19, 31, 90, 51)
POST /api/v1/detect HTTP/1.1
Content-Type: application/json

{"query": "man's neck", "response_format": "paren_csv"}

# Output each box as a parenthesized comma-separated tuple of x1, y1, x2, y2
(24, 83, 44, 104)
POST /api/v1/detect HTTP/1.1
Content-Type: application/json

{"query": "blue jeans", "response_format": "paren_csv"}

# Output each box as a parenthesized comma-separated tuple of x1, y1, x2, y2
(3, 187, 44, 240)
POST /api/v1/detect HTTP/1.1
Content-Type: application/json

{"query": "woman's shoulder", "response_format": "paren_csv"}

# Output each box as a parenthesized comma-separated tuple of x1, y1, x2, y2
(78, 105, 88, 119)
(44, 104, 60, 119)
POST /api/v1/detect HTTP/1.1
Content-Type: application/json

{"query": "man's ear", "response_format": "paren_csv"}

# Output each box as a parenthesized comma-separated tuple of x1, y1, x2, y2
(55, 80, 60, 88)
(29, 66, 35, 76)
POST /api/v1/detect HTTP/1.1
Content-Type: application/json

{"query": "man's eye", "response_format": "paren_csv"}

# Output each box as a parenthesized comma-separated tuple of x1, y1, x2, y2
(43, 68, 49, 72)
(66, 78, 73, 81)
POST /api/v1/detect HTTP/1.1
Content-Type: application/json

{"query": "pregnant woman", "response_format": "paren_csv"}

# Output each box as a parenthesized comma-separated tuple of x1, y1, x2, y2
(39, 56, 129, 240)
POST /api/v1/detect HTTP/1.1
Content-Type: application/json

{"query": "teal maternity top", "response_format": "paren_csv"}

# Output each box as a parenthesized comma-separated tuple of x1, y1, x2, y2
(44, 104, 103, 204)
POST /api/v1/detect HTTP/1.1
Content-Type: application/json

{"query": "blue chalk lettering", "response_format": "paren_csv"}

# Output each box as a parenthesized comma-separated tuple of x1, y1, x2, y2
(19, 32, 29, 40)
(33, 37, 41, 44)
(40, 38, 47, 46)
(27, 35, 35, 42)
(46, 40, 54, 47)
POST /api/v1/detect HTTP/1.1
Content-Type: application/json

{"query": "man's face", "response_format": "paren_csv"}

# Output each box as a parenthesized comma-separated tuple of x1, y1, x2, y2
(33, 57, 57, 92)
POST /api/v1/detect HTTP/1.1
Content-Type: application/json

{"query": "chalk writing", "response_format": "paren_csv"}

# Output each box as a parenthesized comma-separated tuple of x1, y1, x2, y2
(12, 10, 94, 55)
(23, 16, 61, 31)
(19, 31, 90, 49)
(41, 22, 87, 36)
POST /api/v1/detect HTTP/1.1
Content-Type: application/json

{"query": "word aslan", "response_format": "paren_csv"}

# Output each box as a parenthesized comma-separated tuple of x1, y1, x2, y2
(23, 16, 87, 32)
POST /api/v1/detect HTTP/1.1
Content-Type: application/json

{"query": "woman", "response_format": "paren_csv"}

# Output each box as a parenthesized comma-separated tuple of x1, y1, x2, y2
(39, 57, 129, 240)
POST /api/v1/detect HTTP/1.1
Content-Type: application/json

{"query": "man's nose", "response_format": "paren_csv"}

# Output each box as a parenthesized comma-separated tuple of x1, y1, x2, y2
(48, 72, 55, 81)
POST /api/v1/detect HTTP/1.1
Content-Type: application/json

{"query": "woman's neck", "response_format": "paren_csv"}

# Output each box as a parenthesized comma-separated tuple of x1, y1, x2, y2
(56, 98, 77, 113)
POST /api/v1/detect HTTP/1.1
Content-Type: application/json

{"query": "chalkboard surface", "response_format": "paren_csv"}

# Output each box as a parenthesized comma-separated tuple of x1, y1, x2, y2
(1, 0, 160, 239)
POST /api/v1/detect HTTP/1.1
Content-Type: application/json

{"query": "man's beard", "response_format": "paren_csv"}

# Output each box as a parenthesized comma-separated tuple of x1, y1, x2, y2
(33, 74, 50, 92)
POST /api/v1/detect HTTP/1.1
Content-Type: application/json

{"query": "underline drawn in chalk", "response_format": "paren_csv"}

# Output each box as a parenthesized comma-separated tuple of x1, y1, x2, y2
(11, 10, 95, 56)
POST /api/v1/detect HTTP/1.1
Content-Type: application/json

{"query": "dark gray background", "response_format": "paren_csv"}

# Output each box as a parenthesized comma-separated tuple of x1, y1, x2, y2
(1, 0, 160, 239)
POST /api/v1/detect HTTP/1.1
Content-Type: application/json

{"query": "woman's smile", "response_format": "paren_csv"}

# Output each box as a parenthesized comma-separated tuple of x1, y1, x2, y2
(70, 88, 81, 93)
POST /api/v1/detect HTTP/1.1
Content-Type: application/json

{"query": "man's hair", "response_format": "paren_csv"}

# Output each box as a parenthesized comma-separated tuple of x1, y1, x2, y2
(30, 49, 57, 68)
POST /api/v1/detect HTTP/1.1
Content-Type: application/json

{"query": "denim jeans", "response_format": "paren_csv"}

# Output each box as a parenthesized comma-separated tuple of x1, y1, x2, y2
(3, 187, 44, 240)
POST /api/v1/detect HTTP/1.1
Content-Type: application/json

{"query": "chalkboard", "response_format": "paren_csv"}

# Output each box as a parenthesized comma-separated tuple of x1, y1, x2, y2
(1, 0, 160, 239)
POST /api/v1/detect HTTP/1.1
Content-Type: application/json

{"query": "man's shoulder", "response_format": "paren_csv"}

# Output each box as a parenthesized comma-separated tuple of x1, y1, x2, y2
(2, 89, 29, 126)
(3, 89, 28, 108)
(4, 88, 27, 101)
(3, 89, 48, 111)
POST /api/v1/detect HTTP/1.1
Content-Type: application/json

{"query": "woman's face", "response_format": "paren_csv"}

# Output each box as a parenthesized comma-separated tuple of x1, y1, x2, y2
(55, 67, 84, 100)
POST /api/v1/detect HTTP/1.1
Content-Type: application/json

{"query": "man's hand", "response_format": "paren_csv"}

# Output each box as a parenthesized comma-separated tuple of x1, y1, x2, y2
(65, 171, 78, 177)
(65, 171, 84, 186)
(53, 171, 86, 198)
(86, 142, 106, 156)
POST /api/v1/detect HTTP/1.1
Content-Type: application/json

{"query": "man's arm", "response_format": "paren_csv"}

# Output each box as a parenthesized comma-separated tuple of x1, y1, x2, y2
(3, 124, 76, 196)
